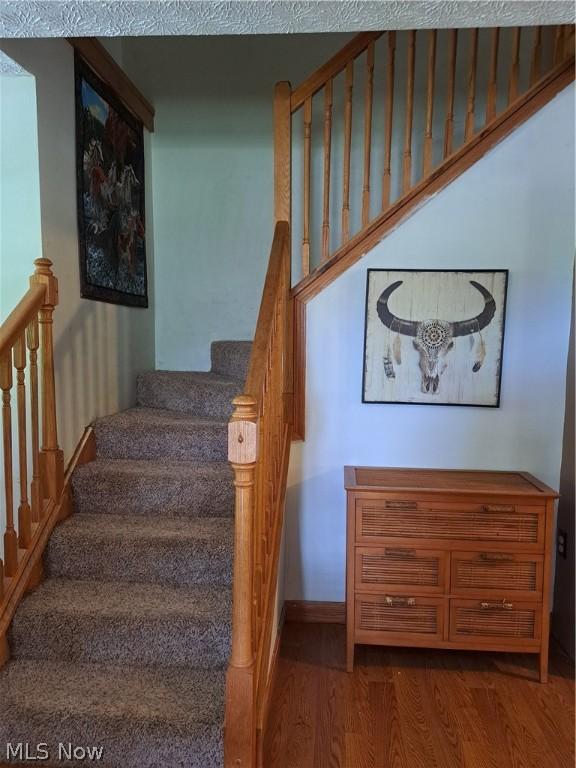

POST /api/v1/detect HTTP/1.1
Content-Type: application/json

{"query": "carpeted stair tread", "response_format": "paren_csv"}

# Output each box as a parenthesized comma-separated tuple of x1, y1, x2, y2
(211, 340, 252, 379)
(46, 514, 234, 586)
(94, 407, 228, 460)
(137, 371, 243, 417)
(0, 659, 224, 767)
(72, 457, 234, 517)
(10, 579, 231, 668)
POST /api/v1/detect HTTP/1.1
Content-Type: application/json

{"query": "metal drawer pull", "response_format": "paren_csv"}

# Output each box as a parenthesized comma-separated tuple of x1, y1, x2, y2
(385, 501, 418, 510)
(481, 504, 515, 513)
(384, 547, 417, 558)
(479, 553, 514, 562)
(385, 596, 416, 607)
(480, 600, 514, 610)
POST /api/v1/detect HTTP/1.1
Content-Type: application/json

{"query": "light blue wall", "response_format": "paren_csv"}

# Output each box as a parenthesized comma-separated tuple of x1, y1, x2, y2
(122, 34, 352, 371)
(286, 84, 575, 601)
(0, 72, 42, 320)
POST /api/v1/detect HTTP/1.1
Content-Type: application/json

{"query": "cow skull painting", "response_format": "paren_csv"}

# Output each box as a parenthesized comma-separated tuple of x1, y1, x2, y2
(363, 270, 508, 407)
(376, 280, 496, 394)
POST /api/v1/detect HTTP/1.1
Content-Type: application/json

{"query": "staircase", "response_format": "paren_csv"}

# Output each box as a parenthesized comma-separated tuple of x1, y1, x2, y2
(0, 341, 251, 767)
(0, 23, 573, 768)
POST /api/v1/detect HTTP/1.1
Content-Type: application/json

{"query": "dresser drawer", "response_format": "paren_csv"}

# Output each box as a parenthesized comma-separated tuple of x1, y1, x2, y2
(355, 547, 447, 594)
(451, 551, 543, 598)
(356, 499, 544, 548)
(355, 594, 445, 641)
(449, 598, 541, 645)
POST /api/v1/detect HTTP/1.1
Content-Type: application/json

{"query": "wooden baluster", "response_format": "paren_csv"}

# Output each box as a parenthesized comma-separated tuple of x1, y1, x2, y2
(553, 25, 563, 65)
(302, 97, 312, 277)
(508, 27, 521, 104)
(403, 30, 416, 194)
(465, 28, 479, 141)
(1, 353, 17, 577)
(530, 26, 542, 86)
(0, 559, 4, 602)
(274, 81, 291, 226)
(444, 29, 457, 158)
(26, 317, 42, 522)
(362, 41, 375, 227)
(563, 26, 575, 62)
(341, 60, 353, 244)
(423, 30, 437, 176)
(321, 79, 333, 263)
(382, 31, 396, 210)
(225, 394, 257, 767)
(486, 28, 500, 123)
(29, 258, 64, 502)
(273, 82, 292, 413)
(14, 335, 31, 549)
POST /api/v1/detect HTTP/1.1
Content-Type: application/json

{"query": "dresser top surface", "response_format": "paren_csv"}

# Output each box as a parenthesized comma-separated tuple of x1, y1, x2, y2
(344, 467, 558, 497)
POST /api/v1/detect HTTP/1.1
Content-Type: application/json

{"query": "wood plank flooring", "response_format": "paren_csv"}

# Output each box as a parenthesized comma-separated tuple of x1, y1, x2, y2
(264, 623, 575, 768)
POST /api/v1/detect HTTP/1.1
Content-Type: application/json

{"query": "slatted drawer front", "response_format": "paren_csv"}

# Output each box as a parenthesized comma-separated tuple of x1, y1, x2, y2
(449, 599, 541, 643)
(356, 594, 444, 639)
(356, 500, 543, 546)
(451, 552, 543, 597)
(356, 547, 447, 594)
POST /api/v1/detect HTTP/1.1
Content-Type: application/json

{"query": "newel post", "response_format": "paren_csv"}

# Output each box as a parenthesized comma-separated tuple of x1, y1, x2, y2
(30, 258, 64, 502)
(225, 394, 258, 768)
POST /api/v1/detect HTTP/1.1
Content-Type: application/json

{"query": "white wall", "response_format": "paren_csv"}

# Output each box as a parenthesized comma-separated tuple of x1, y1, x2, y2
(285, 84, 575, 602)
(0, 39, 156, 461)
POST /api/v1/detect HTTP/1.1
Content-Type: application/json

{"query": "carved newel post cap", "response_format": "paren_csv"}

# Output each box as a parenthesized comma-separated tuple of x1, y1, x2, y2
(31, 257, 58, 307)
(231, 394, 258, 422)
(33, 257, 54, 275)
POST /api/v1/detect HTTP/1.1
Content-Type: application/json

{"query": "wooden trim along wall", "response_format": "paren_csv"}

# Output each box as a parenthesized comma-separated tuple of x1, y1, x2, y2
(256, 604, 286, 768)
(67, 38, 155, 132)
(285, 600, 346, 624)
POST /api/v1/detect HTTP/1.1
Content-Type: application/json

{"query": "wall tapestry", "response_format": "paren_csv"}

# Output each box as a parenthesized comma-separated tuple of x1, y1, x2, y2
(75, 53, 148, 306)
(363, 270, 508, 407)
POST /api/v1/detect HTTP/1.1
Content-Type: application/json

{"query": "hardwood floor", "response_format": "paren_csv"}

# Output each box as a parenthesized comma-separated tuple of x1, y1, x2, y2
(264, 622, 575, 768)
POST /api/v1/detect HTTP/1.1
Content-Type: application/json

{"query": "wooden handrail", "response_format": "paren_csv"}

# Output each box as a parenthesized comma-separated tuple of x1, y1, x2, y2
(291, 31, 382, 111)
(245, 221, 290, 402)
(0, 285, 45, 358)
(1, 258, 63, 608)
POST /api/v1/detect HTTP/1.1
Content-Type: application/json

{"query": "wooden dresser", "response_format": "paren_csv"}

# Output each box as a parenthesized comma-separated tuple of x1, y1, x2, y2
(345, 467, 558, 681)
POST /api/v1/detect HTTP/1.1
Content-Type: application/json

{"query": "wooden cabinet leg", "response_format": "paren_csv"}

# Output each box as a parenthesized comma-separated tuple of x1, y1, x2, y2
(539, 650, 549, 683)
(346, 640, 354, 673)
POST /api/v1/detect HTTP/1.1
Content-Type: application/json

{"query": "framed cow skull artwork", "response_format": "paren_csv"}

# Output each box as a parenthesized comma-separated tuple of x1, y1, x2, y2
(363, 270, 508, 407)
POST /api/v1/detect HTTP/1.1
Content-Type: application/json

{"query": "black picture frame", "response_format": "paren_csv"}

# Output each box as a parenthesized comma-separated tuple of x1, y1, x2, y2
(75, 53, 148, 307)
(362, 269, 509, 407)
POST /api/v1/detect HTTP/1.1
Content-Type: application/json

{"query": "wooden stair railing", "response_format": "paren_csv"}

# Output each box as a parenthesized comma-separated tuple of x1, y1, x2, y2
(0, 259, 65, 662)
(291, 24, 574, 289)
(224, 221, 293, 768)
(286, 24, 575, 437)
(224, 79, 293, 768)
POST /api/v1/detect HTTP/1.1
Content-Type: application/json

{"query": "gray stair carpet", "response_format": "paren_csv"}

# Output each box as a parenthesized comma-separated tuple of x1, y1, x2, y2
(0, 341, 250, 768)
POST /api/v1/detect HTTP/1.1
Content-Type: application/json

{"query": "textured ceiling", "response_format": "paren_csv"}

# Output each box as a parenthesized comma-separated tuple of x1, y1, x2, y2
(1, 1, 574, 38)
